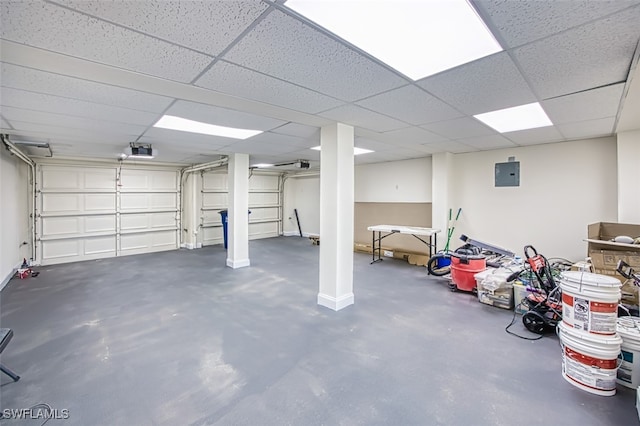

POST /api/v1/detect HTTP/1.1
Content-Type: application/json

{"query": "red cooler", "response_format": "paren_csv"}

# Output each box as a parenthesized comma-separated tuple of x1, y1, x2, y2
(450, 253, 486, 292)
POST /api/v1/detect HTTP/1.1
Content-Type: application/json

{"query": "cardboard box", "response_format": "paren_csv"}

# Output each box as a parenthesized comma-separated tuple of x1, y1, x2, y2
(586, 222, 640, 279)
(393, 249, 430, 266)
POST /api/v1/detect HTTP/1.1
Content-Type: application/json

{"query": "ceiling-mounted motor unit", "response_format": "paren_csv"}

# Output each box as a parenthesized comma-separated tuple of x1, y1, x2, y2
(124, 143, 156, 159)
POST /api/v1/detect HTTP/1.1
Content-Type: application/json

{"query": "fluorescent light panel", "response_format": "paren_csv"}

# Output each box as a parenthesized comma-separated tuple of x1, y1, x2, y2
(252, 163, 274, 168)
(474, 102, 553, 133)
(154, 115, 263, 140)
(311, 146, 373, 155)
(285, 0, 502, 80)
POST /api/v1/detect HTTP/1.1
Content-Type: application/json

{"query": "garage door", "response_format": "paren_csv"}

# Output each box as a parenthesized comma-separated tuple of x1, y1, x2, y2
(200, 171, 281, 246)
(37, 164, 179, 265)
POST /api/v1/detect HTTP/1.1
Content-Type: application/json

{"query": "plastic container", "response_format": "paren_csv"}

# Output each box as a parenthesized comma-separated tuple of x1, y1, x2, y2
(450, 253, 486, 292)
(218, 210, 251, 249)
(558, 321, 622, 396)
(617, 317, 640, 389)
(474, 268, 514, 309)
(559, 271, 621, 335)
(512, 281, 531, 314)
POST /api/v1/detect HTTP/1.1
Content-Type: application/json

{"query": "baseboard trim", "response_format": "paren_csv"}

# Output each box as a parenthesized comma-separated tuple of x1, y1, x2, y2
(317, 292, 354, 311)
(0, 261, 23, 292)
(226, 258, 250, 269)
(284, 231, 319, 238)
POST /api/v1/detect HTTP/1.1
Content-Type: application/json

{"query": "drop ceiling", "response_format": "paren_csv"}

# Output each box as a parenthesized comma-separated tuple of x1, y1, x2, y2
(1, 0, 639, 167)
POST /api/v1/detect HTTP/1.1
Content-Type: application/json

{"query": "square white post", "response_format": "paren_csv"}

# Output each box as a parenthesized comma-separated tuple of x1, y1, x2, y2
(318, 123, 355, 311)
(227, 153, 250, 269)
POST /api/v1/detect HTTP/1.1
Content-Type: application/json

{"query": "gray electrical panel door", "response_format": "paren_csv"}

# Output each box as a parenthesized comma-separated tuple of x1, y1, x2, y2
(495, 162, 520, 187)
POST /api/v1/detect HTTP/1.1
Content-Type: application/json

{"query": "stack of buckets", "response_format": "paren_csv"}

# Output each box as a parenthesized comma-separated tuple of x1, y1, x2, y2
(558, 271, 622, 396)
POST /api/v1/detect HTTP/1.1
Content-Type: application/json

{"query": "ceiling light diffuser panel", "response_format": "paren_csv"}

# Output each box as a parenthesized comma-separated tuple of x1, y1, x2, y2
(285, 0, 502, 80)
(154, 115, 263, 139)
(473, 103, 553, 133)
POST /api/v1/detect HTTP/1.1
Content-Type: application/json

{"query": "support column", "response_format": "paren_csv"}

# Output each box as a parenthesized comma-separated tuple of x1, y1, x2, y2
(617, 131, 640, 223)
(318, 123, 354, 311)
(227, 153, 250, 269)
(431, 152, 455, 251)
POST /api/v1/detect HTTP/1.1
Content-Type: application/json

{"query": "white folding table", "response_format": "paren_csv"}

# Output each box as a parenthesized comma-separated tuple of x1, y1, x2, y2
(367, 225, 441, 264)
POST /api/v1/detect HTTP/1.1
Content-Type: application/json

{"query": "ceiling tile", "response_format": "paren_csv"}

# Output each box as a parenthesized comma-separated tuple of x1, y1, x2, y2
(249, 131, 316, 148)
(383, 126, 449, 144)
(473, 0, 639, 48)
(355, 85, 463, 125)
(8, 120, 141, 143)
(0, 1, 213, 83)
(2, 107, 148, 136)
(557, 117, 616, 140)
(54, 0, 269, 56)
(222, 140, 302, 156)
(1, 62, 174, 113)
(271, 123, 319, 139)
(417, 52, 537, 115)
(421, 140, 477, 154)
(512, 6, 640, 99)
(421, 117, 497, 139)
(166, 100, 287, 131)
(542, 84, 625, 124)
(222, 10, 407, 101)
(456, 135, 517, 150)
(196, 61, 344, 114)
(318, 105, 407, 133)
(1, 116, 11, 129)
(1, 87, 160, 126)
(353, 137, 397, 152)
(502, 126, 566, 145)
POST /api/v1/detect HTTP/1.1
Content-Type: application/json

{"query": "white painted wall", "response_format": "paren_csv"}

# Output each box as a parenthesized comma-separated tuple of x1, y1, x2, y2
(355, 157, 432, 202)
(616, 130, 640, 223)
(0, 147, 30, 289)
(451, 137, 618, 261)
(283, 175, 320, 236)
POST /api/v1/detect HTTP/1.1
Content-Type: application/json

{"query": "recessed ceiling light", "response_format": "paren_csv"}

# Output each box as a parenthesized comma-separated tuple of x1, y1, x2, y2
(154, 115, 262, 140)
(311, 146, 374, 155)
(251, 163, 274, 168)
(285, 0, 502, 80)
(473, 103, 553, 133)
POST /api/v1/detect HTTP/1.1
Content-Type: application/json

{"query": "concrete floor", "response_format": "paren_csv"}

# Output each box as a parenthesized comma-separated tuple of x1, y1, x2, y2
(0, 236, 638, 425)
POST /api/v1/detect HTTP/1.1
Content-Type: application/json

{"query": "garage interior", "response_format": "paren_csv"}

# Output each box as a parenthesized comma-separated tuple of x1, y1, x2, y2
(1, 1, 640, 425)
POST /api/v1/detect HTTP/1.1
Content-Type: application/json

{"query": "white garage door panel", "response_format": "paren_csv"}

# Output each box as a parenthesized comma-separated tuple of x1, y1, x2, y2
(121, 212, 177, 231)
(120, 230, 178, 255)
(202, 192, 227, 209)
(202, 226, 224, 246)
(249, 207, 279, 221)
(41, 236, 116, 264)
(41, 193, 117, 215)
(39, 165, 179, 265)
(120, 193, 177, 212)
(249, 222, 279, 238)
(249, 175, 279, 190)
(203, 173, 227, 190)
(250, 192, 279, 207)
(41, 167, 115, 191)
(42, 215, 115, 236)
(202, 210, 224, 227)
(120, 169, 178, 191)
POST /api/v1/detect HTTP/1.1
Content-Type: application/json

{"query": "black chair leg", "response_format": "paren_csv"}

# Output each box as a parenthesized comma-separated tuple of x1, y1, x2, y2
(0, 363, 20, 382)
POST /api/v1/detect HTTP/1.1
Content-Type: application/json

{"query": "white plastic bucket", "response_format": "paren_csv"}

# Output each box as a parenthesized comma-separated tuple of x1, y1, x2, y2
(558, 321, 622, 396)
(560, 271, 621, 335)
(616, 317, 640, 389)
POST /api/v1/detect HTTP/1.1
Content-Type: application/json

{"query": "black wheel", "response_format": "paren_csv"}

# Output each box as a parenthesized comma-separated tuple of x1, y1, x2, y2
(523, 311, 546, 334)
(427, 254, 451, 276)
